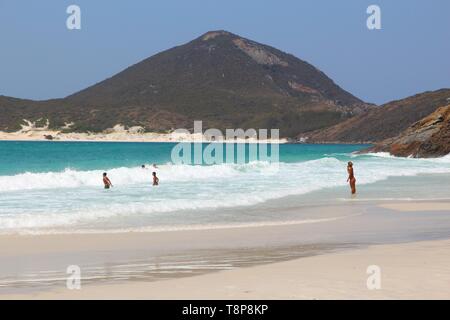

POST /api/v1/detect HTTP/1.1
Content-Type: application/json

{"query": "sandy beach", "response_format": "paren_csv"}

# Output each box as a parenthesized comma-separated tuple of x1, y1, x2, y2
(2, 0, 449, 306)
(5, 239, 449, 300)
(0, 125, 288, 143)
(1, 201, 450, 300)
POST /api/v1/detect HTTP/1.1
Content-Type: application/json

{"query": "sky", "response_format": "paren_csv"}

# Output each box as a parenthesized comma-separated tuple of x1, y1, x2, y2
(0, 0, 449, 105)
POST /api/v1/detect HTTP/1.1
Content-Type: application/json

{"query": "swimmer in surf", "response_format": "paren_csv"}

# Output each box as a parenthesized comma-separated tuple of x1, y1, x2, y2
(103, 172, 113, 189)
(152, 172, 159, 186)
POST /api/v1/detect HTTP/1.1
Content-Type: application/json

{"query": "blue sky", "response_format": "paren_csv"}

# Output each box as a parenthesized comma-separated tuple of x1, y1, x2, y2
(0, 0, 449, 104)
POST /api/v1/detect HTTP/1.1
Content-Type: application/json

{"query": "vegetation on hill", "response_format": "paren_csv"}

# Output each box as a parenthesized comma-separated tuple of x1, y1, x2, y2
(0, 31, 370, 137)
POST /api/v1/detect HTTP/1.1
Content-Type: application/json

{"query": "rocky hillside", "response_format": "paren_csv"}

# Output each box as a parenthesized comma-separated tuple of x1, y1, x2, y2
(302, 89, 450, 143)
(367, 105, 450, 157)
(0, 30, 370, 137)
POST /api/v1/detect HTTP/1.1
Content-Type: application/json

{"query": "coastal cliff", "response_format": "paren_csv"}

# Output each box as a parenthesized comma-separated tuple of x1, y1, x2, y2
(301, 89, 450, 144)
(368, 105, 450, 157)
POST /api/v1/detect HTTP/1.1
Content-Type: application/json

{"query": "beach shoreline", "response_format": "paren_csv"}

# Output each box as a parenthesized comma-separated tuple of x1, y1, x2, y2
(2, 238, 450, 300)
(1, 200, 450, 299)
(0, 129, 288, 144)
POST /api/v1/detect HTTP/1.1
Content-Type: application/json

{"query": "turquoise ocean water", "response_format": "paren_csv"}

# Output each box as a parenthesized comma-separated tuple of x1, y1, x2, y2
(0, 141, 449, 234)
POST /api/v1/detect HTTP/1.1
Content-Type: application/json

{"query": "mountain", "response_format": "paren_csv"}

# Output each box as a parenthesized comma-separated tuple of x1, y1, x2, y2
(0, 30, 370, 137)
(303, 89, 450, 143)
(367, 104, 450, 157)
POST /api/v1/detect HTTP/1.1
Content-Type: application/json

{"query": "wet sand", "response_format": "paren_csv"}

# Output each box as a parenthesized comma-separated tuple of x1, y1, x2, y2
(5, 239, 449, 300)
(1, 201, 450, 299)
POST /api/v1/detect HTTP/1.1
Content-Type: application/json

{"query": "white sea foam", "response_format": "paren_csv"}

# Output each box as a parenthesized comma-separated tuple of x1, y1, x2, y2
(1, 154, 449, 193)
(9, 214, 360, 235)
(0, 162, 271, 192)
(0, 154, 449, 232)
(364, 152, 450, 162)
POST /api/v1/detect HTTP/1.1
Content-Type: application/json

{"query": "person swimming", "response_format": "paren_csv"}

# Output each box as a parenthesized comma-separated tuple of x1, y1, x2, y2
(347, 161, 356, 195)
(103, 172, 113, 189)
(152, 171, 159, 186)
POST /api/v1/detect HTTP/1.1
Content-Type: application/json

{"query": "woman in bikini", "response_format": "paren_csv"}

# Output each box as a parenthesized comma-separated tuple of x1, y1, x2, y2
(347, 161, 356, 195)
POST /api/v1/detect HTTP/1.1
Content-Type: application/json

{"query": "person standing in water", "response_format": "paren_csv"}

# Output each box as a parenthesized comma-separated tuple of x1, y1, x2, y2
(347, 161, 356, 194)
(152, 172, 159, 186)
(103, 172, 113, 189)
